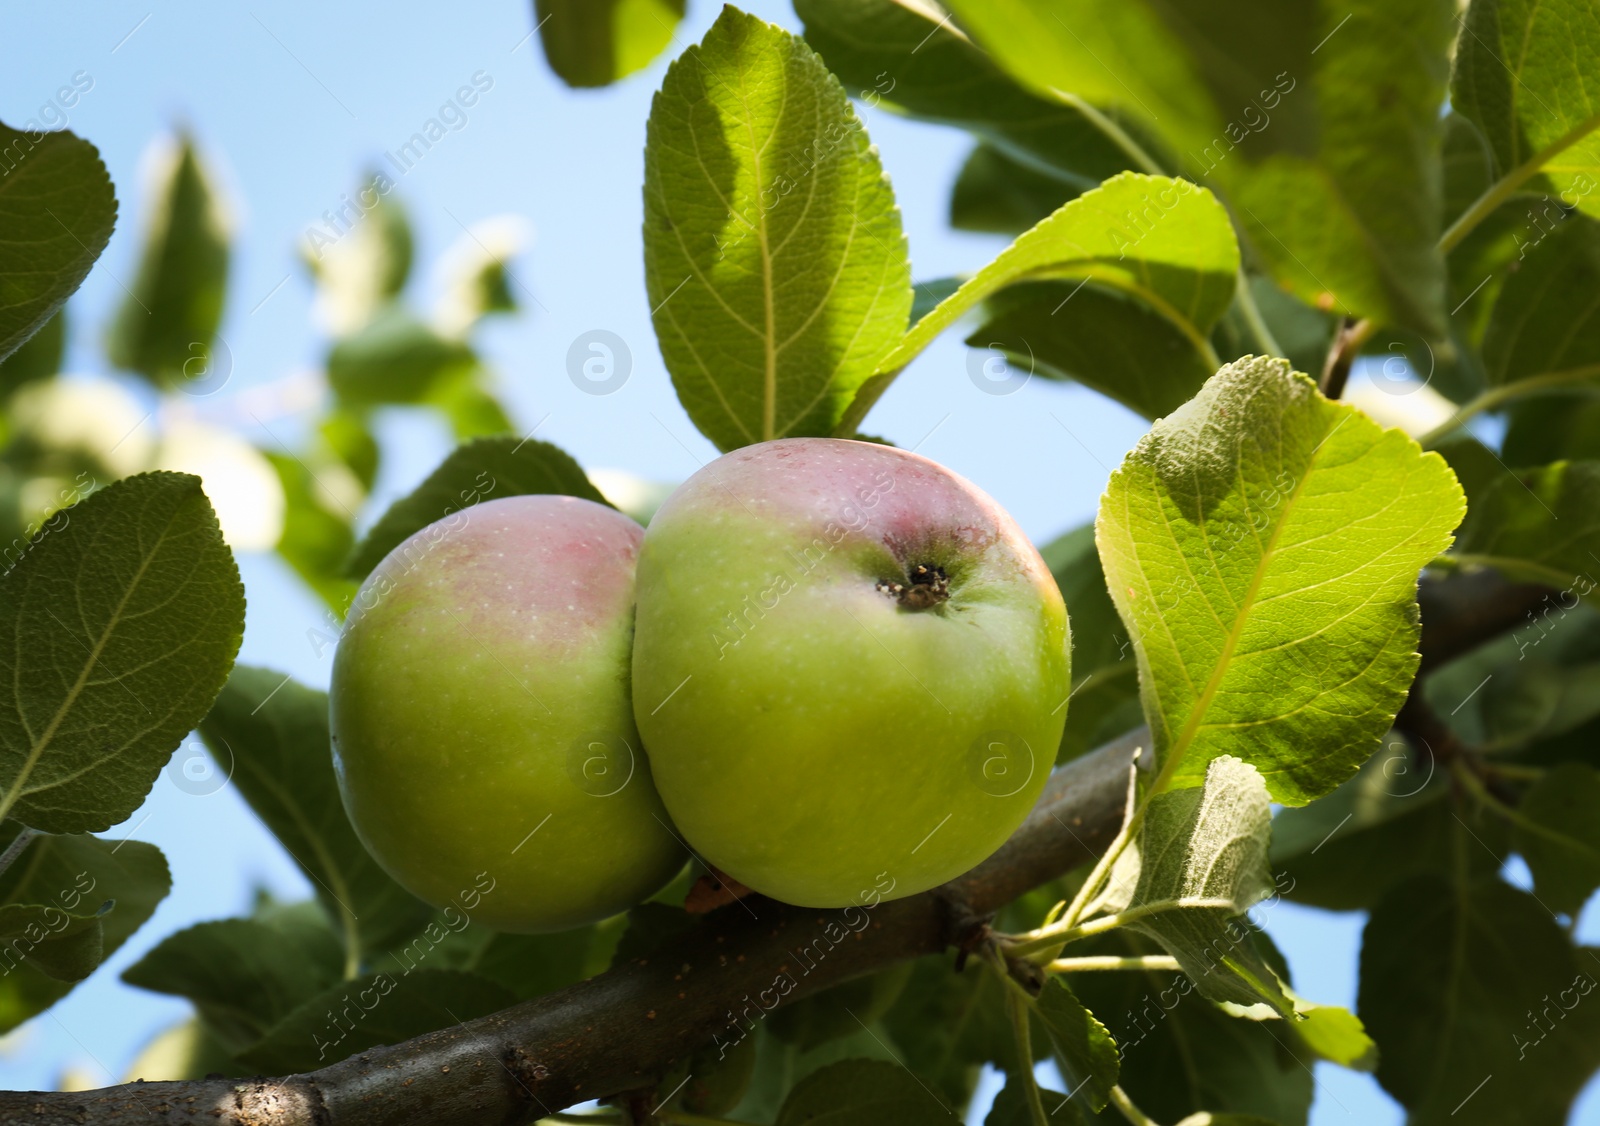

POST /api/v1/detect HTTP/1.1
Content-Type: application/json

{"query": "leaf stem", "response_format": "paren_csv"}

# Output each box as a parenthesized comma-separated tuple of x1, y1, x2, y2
(0, 828, 37, 880)
(1233, 272, 1285, 359)
(1048, 955, 1181, 974)
(1107, 1085, 1160, 1126)
(1001, 967, 1051, 1126)
(1052, 92, 1165, 176)
(1416, 364, 1600, 447)
(1439, 113, 1600, 255)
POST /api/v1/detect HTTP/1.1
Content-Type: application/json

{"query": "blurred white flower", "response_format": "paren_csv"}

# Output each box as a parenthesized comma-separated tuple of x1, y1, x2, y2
(10, 375, 154, 478)
(587, 468, 677, 526)
(432, 214, 532, 337)
(154, 420, 285, 551)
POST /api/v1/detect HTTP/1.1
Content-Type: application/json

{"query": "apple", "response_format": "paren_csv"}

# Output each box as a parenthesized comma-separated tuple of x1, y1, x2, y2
(631, 438, 1070, 908)
(331, 495, 686, 933)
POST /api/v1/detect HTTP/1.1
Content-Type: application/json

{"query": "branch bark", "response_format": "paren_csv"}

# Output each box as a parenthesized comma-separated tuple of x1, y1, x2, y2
(0, 568, 1537, 1125)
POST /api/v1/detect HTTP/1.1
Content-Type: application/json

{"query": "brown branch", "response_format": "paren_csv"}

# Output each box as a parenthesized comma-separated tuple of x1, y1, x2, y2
(0, 570, 1542, 1126)
(1319, 316, 1370, 399)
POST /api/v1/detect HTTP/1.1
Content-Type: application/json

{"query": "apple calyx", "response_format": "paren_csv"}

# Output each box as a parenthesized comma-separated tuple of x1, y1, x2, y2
(876, 562, 950, 610)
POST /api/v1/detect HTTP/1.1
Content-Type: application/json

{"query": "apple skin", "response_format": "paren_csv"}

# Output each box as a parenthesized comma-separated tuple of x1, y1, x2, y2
(632, 438, 1069, 908)
(331, 495, 685, 933)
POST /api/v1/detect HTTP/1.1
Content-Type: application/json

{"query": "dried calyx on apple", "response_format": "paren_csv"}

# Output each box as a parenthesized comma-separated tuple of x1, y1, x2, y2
(875, 562, 950, 609)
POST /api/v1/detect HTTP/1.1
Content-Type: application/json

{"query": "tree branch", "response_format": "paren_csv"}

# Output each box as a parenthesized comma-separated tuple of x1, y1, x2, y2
(0, 568, 1540, 1125)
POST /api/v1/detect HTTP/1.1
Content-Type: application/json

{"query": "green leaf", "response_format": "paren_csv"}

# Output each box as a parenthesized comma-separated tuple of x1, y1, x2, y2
(0, 121, 116, 364)
(1096, 357, 1465, 804)
(1515, 763, 1600, 917)
(886, 172, 1236, 381)
(883, 954, 1034, 1109)
(0, 307, 63, 398)
(769, 965, 914, 1053)
(449, 924, 594, 1001)
(1481, 215, 1600, 391)
(642, 7, 912, 451)
(1272, 747, 1508, 911)
(535, 0, 684, 88)
(1505, 394, 1600, 466)
(201, 667, 433, 963)
(1359, 876, 1600, 1125)
(327, 306, 476, 406)
(346, 435, 609, 579)
(267, 450, 360, 614)
(0, 832, 168, 1033)
(1453, 0, 1600, 224)
(1454, 460, 1600, 591)
(1035, 978, 1118, 1113)
(967, 281, 1216, 421)
(944, 0, 1454, 334)
(1100, 756, 1291, 1016)
(1209, 276, 1335, 380)
(105, 134, 230, 389)
(237, 968, 516, 1074)
(985, 1077, 1082, 1125)
(951, 145, 1077, 236)
(1283, 995, 1376, 1071)
(796, 0, 1137, 193)
(1065, 931, 1312, 1125)
(0, 824, 110, 982)
(774, 1058, 951, 1125)
(0, 471, 245, 833)
(121, 911, 344, 1055)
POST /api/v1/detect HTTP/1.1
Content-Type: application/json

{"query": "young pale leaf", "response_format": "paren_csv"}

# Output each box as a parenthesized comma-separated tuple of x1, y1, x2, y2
(122, 912, 345, 1055)
(1481, 216, 1600, 390)
(1034, 978, 1118, 1112)
(1099, 756, 1291, 1016)
(0, 833, 167, 1033)
(535, 0, 685, 88)
(1096, 356, 1464, 804)
(1283, 994, 1377, 1071)
(969, 281, 1215, 421)
(346, 435, 609, 578)
(642, 7, 911, 451)
(1360, 877, 1600, 1125)
(774, 1058, 951, 1125)
(0, 122, 117, 364)
(1454, 460, 1600, 592)
(105, 134, 229, 390)
(327, 307, 476, 406)
(1514, 763, 1600, 917)
(1453, 0, 1600, 224)
(200, 667, 433, 960)
(885, 172, 1236, 379)
(0, 472, 244, 833)
(796, 0, 1133, 195)
(237, 968, 515, 1074)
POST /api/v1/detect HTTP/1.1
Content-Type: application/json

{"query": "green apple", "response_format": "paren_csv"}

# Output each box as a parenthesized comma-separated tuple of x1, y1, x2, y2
(331, 495, 685, 932)
(632, 438, 1069, 908)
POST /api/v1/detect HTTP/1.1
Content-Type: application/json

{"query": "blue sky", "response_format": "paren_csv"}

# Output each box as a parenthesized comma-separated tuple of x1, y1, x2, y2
(2, 1, 1596, 1122)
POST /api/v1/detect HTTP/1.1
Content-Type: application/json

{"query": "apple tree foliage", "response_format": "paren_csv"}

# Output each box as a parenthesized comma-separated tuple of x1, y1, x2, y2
(1, 1, 1599, 1123)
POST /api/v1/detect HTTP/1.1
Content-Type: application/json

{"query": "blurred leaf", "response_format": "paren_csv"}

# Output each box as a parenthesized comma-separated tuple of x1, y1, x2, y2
(303, 173, 411, 336)
(1096, 357, 1465, 803)
(1100, 756, 1291, 1016)
(424, 367, 515, 440)
(1068, 931, 1312, 1125)
(944, 0, 1453, 335)
(0, 121, 116, 364)
(346, 435, 608, 579)
(951, 145, 1077, 235)
(680, 1029, 761, 1115)
(453, 924, 593, 1001)
(1272, 748, 1508, 911)
(121, 1017, 236, 1082)
(267, 450, 359, 613)
(1453, 0, 1600, 224)
(968, 281, 1216, 421)
(0, 833, 168, 1033)
(1481, 215, 1600, 392)
(769, 964, 913, 1052)
(796, 0, 1141, 191)
(883, 954, 1036, 1108)
(1359, 876, 1600, 1125)
(318, 409, 380, 492)
(0, 472, 244, 833)
(122, 912, 344, 1055)
(327, 307, 475, 406)
(887, 172, 1237, 383)
(1431, 435, 1504, 514)
(774, 1058, 950, 1125)
(201, 667, 433, 962)
(0, 307, 63, 398)
(1505, 394, 1600, 466)
(1209, 276, 1336, 378)
(610, 900, 695, 967)
(643, 7, 912, 451)
(1514, 763, 1600, 917)
(106, 134, 229, 389)
(535, 0, 684, 88)
(1035, 978, 1118, 1113)
(986, 1077, 1083, 1125)
(434, 214, 529, 336)
(237, 968, 515, 1073)
(1454, 460, 1600, 591)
